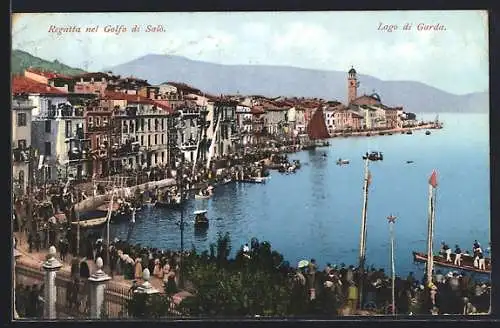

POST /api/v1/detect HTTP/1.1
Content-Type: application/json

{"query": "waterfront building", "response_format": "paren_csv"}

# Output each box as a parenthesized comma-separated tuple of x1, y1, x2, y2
(261, 101, 288, 138)
(208, 99, 238, 157)
(11, 95, 36, 195)
(13, 75, 92, 181)
(385, 106, 400, 129)
(236, 104, 253, 147)
(250, 105, 265, 144)
(84, 95, 120, 176)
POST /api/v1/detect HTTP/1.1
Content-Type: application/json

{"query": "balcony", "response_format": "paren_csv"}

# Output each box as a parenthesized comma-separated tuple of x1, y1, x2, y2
(87, 125, 111, 132)
(242, 118, 253, 125)
(67, 148, 92, 161)
(40, 104, 84, 119)
(179, 141, 197, 151)
(180, 108, 201, 117)
(12, 148, 30, 162)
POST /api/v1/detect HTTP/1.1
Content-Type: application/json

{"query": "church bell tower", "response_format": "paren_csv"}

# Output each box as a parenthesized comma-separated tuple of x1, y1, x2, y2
(347, 66, 358, 104)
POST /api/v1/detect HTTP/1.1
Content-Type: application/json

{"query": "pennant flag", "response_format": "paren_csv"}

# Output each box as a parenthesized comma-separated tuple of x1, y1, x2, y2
(367, 170, 372, 187)
(428, 170, 438, 188)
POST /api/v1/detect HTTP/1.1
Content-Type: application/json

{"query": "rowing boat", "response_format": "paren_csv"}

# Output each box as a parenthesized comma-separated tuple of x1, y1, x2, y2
(71, 216, 107, 228)
(413, 251, 491, 274)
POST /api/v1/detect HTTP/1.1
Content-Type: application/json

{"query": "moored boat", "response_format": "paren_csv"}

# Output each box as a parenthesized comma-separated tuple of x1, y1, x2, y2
(240, 177, 266, 184)
(425, 130, 431, 135)
(413, 251, 491, 274)
(406, 130, 413, 135)
(71, 216, 107, 229)
(156, 196, 183, 208)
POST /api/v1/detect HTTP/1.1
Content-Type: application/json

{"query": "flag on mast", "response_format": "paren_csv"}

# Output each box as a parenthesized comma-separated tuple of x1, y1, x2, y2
(429, 170, 438, 188)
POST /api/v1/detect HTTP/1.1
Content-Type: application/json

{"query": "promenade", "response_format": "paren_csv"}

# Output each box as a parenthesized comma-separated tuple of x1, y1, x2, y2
(14, 232, 191, 306)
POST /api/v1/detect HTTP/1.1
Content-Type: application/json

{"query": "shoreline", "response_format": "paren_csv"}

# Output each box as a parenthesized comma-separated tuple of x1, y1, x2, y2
(330, 123, 439, 138)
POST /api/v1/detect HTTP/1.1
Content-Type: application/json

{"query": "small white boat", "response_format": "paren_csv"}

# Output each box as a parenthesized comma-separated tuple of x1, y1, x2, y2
(71, 216, 107, 228)
(195, 193, 212, 200)
(336, 159, 350, 165)
(222, 178, 233, 184)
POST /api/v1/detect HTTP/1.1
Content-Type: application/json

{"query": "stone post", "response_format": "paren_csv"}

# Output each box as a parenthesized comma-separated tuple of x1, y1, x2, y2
(42, 246, 62, 319)
(135, 268, 159, 295)
(88, 257, 111, 319)
(13, 246, 22, 319)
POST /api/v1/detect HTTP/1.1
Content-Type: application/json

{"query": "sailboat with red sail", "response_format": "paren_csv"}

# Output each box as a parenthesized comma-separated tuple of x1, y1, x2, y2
(303, 107, 330, 150)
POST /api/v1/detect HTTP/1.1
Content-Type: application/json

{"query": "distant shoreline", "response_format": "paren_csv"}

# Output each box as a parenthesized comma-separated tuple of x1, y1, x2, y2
(330, 123, 439, 138)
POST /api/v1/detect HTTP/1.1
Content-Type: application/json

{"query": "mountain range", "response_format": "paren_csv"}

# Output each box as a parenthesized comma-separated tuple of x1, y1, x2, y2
(105, 54, 488, 114)
(11, 50, 488, 113)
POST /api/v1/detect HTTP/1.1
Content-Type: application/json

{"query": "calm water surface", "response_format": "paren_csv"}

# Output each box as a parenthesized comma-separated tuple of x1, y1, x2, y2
(109, 113, 490, 278)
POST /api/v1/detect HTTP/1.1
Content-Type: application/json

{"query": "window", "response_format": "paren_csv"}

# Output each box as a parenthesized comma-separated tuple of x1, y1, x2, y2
(161, 119, 164, 130)
(65, 120, 72, 138)
(148, 135, 151, 146)
(148, 119, 151, 131)
(46, 167, 52, 180)
(161, 134, 164, 145)
(18, 170, 24, 188)
(44, 142, 51, 156)
(45, 120, 51, 133)
(17, 113, 27, 127)
(154, 134, 158, 145)
(141, 135, 144, 146)
(17, 139, 27, 149)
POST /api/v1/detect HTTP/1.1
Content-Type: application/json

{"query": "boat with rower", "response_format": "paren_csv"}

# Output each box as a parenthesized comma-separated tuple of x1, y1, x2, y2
(413, 251, 491, 274)
(336, 158, 350, 165)
(362, 151, 383, 161)
(194, 210, 209, 229)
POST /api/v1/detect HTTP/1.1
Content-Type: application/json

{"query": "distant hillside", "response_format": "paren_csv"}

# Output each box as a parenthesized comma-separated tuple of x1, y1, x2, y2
(106, 54, 488, 113)
(11, 49, 86, 76)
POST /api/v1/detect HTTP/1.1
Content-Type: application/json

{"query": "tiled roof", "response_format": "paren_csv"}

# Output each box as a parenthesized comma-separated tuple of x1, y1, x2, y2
(74, 72, 111, 80)
(25, 68, 73, 80)
(103, 91, 172, 114)
(103, 90, 150, 103)
(251, 106, 265, 114)
(12, 75, 68, 95)
(151, 100, 173, 114)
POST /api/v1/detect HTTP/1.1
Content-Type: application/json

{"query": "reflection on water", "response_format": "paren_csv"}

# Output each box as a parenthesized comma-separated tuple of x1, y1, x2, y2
(109, 114, 490, 278)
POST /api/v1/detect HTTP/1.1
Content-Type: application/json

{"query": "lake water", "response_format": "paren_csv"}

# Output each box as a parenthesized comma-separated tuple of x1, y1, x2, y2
(109, 113, 490, 279)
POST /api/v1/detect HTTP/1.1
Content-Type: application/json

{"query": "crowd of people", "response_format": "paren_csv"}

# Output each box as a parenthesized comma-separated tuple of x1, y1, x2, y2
(15, 283, 44, 318)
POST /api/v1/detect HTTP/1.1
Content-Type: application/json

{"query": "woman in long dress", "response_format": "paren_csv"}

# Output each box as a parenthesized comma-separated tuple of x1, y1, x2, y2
(153, 259, 163, 280)
(134, 258, 143, 280)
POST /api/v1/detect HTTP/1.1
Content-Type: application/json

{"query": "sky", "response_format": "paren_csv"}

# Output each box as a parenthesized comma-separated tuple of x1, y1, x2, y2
(12, 11, 489, 95)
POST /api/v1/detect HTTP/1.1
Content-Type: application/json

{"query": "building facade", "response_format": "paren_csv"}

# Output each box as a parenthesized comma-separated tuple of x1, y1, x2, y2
(12, 96, 35, 195)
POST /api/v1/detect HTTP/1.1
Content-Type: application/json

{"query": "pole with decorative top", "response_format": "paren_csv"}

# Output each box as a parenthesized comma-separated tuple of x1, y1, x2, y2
(387, 214, 397, 316)
(43, 246, 62, 319)
(135, 268, 159, 295)
(88, 257, 111, 318)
